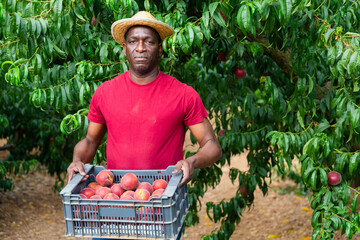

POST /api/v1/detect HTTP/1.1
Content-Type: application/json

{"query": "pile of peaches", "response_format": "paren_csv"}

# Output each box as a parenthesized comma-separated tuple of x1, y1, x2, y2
(79, 170, 168, 201)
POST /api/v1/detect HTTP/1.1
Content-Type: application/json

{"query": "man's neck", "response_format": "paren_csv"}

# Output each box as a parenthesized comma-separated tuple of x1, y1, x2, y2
(129, 68, 160, 85)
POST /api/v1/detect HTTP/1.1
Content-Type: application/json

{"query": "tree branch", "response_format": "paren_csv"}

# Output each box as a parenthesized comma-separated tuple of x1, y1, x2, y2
(248, 35, 295, 82)
(0, 144, 16, 151)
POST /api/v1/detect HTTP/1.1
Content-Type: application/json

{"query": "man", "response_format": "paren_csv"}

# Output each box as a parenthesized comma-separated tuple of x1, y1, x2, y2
(67, 11, 222, 187)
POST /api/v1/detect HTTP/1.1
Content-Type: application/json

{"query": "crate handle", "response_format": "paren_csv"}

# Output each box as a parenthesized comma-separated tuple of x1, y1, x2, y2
(163, 169, 183, 197)
(60, 164, 94, 195)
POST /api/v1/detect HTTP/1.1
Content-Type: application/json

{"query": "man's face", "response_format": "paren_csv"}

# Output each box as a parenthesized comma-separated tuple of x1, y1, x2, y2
(122, 26, 163, 75)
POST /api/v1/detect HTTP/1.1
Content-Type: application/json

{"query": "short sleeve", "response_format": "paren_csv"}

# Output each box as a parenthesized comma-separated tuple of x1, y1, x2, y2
(183, 86, 208, 126)
(87, 84, 106, 124)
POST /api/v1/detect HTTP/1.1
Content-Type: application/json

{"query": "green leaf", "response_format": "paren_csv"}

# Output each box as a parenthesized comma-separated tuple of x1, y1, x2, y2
(186, 25, 194, 46)
(351, 194, 358, 213)
(343, 187, 351, 205)
(341, 49, 352, 69)
(209, 2, 219, 17)
(100, 44, 108, 63)
(213, 11, 226, 28)
(310, 169, 318, 190)
(297, 111, 305, 129)
(330, 215, 340, 230)
(54, 0, 63, 17)
(347, 51, 359, 75)
(324, 29, 335, 45)
(319, 168, 327, 186)
(327, 46, 336, 66)
(315, 119, 330, 133)
(311, 211, 321, 228)
(349, 152, 359, 177)
(279, 0, 292, 24)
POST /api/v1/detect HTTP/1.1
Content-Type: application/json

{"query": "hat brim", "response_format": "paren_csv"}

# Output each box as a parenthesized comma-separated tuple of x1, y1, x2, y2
(111, 18, 174, 45)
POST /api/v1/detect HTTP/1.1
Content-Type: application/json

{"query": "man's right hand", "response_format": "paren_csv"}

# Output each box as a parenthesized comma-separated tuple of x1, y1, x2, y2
(67, 161, 88, 183)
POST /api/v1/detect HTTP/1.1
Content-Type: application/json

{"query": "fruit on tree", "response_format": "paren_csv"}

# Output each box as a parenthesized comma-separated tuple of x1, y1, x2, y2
(91, 17, 97, 26)
(152, 179, 168, 191)
(137, 182, 153, 194)
(80, 187, 95, 199)
(110, 183, 125, 197)
(218, 130, 226, 137)
(327, 171, 342, 186)
(95, 186, 112, 198)
(120, 173, 140, 190)
(240, 186, 247, 197)
(218, 51, 227, 62)
(96, 170, 114, 187)
(104, 193, 120, 200)
(134, 188, 151, 201)
(235, 68, 246, 79)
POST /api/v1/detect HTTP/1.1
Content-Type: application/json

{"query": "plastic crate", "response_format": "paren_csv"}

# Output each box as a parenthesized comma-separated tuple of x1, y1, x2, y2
(60, 164, 189, 239)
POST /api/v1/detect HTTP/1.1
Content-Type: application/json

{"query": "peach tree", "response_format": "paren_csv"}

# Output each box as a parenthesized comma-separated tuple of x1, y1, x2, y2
(1, 0, 360, 239)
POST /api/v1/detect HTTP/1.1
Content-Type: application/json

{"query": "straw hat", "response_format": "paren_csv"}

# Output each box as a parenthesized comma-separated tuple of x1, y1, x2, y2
(111, 11, 175, 45)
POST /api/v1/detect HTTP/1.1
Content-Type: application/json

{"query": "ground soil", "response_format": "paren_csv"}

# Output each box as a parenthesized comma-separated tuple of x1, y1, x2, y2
(0, 139, 358, 240)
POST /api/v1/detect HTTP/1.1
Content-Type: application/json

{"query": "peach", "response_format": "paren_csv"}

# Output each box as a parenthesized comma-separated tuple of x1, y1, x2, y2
(87, 182, 99, 189)
(120, 195, 134, 200)
(134, 189, 150, 201)
(92, 184, 102, 192)
(96, 187, 111, 198)
(137, 182, 153, 194)
(90, 195, 102, 199)
(152, 179, 167, 191)
(110, 183, 125, 197)
(80, 187, 95, 199)
(137, 207, 154, 221)
(96, 170, 114, 187)
(120, 173, 139, 190)
(151, 189, 165, 197)
(120, 190, 135, 200)
(104, 193, 120, 200)
(79, 193, 88, 199)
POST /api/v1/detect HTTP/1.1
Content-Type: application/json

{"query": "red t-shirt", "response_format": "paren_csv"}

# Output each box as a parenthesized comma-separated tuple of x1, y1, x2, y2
(87, 71, 208, 170)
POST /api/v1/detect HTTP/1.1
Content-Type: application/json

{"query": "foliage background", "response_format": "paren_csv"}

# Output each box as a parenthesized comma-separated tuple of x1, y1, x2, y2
(1, 0, 360, 239)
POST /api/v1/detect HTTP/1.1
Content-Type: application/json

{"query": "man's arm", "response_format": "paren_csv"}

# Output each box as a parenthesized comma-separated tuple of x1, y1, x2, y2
(173, 118, 222, 185)
(67, 121, 107, 182)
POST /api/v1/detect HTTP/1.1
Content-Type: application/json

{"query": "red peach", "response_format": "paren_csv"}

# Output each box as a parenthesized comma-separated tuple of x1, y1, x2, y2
(90, 195, 102, 199)
(328, 171, 342, 186)
(92, 184, 102, 193)
(96, 170, 114, 187)
(137, 207, 154, 221)
(120, 195, 134, 200)
(79, 193, 88, 199)
(134, 189, 151, 201)
(110, 183, 125, 197)
(96, 187, 112, 198)
(80, 188, 95, 199)
(120, 173, 139, 190)
(87, 182, 99, 189)
(151, 189, 165, 197)
(235, 68, 246, 79)
(137, 182, 153, 195)
(104, 193, 120, 200)
(218, 130, 226, 137)
(218, 51, 227, 62)
(120, 190, 135, 200)
(152, 179, 167, 191)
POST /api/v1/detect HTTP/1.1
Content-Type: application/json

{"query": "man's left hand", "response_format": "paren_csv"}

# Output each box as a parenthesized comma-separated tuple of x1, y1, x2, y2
(172, 158, 195, 186)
